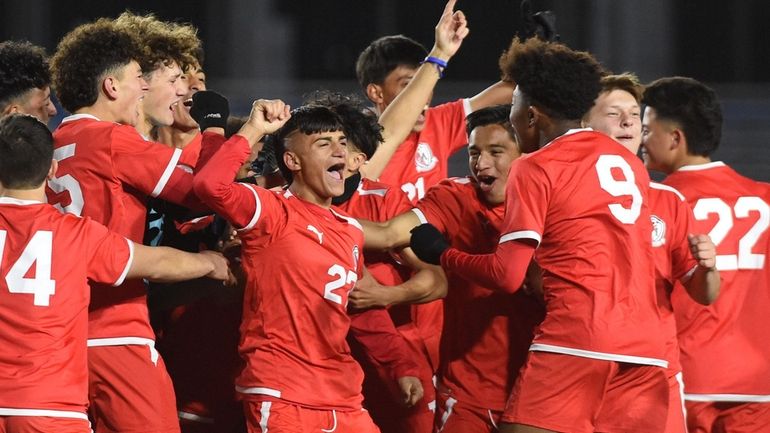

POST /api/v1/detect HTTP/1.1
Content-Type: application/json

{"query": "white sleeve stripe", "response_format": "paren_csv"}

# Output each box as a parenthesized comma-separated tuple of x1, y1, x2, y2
(113, 239, 134, 286)
(235, 386, 282, 398)
(684, 394, 770, 403)
(650, 182, 685, 201)
(150, 148, 183, 197)
(462, 98, 473, 117)
(499, 230, 541, 245)
(0, 408, 89, 420)
(237, 183, 262, 232)
(412, 208, 428, 224)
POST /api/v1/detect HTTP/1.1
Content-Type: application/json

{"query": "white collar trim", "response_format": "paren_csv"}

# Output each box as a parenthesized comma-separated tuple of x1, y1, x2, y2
(677, 161, 725, 172)
(0, 197, 44, 206)
(61, 113, 100, 124)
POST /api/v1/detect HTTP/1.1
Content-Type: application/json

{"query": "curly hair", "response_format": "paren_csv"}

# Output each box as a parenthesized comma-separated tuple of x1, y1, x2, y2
(499, 37, 605, 120)
(355, 35, 426, 91)
(643, 76, 722, 157)
(600, 73, 643, 104)
(0, 41, 50, 106)
(113, 12, 201, 75)
(50, 18, 141, 113)
(271, 105, 344, 183)
(303, 90, 382, 159)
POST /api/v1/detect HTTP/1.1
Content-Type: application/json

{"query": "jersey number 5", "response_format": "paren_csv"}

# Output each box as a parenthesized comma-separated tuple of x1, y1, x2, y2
(48, 143, 85, 216)
(693, 197, 769, 270)
(595, 155, 643, 224)
(324, 264, 357, 306)
(0, 230, 56, 306)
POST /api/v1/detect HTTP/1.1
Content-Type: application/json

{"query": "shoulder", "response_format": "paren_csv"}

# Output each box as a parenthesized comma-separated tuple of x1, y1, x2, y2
(650, 182, 686, 202)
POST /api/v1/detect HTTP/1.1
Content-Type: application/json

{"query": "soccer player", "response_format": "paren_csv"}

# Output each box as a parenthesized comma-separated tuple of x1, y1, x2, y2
(193, 100, 388, 432)
(0, 41, 57, 123)
(304, 91, 436, 433)
(350, 105, 546, 433)
(46, 18, 264, 433)
(0, 113, 229, 433)
(409, 37, 669, 433)
(584, 73, 720, 433)
(113, 12, 200, 140)
(355, 0, 513, 203)
(642, 76, 770, 433)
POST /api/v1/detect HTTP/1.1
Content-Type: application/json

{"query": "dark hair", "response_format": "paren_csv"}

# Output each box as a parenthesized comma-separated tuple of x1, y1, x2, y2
(271, 105, 345, 183)
(0, 114, 53, 189)
(499, 37, 604, 120)
(113, 12, 201, 75)
(642, 76, 722, 157)
(51, 18, 142, 113)
(303, 90, 382, 159)
(355, 35, 427, 91)
(466, 104, 516, 141)
(0, 41, 51, 107)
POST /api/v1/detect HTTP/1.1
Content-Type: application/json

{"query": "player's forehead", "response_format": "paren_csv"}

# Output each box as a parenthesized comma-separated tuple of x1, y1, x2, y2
(469, 124, 515, 149)
(596, 89, 639, 110)
(147, 61, 182, 81)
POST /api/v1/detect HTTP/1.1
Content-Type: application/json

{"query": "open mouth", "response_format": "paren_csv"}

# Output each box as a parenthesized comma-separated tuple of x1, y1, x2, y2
(182, 98, 193, 108)
(326, 163, 345, 181)
(477, 175, 496, 191)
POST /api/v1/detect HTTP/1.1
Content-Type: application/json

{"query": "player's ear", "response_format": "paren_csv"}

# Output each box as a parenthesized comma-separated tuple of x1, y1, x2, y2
(102, 75, 120, 100)
(47, 159, 59, 180)
(528, 105, 542, 127)
(284, 151, 300, 172)
(365, 83, 384, 105)
(670, 128, 684, 151)
(350, 151, 367, 171)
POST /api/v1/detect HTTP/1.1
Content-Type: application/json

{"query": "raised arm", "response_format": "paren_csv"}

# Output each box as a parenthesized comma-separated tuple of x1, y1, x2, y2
(361, 0, 469, 180)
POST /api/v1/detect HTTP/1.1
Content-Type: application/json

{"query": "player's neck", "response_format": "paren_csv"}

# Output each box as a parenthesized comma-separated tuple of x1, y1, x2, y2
(672, 154, 712, 171)
(540, 119, 582, 147)
(135, 113, 154, 139)
(156, 125, 199, 149)
(288, 182, 333, 209)
(1, 186, 46, 202)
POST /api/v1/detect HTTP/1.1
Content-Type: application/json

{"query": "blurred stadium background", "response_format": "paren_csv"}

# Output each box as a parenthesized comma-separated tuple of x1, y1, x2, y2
(2, 0, 768, 180)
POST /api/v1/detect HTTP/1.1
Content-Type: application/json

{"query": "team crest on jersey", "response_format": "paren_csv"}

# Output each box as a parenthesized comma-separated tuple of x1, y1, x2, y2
(415, 142, 438, 173)
(352, 245, 360, 270)
(651, 215, 666, 247)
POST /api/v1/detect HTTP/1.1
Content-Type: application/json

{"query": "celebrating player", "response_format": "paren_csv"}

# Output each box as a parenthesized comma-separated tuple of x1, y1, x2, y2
(0, 41, 57, 123)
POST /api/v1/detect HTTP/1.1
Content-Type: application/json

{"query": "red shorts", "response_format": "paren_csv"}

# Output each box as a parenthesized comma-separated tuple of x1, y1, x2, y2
(0, 416, 90, 433)
(243, 401, 380, 433)
(501, 351, 669, 433)
(686, 400, 770, 433)
(664, 372, 687, 433)
(435, 390, 501, 433)
(88, 344, 180, 433)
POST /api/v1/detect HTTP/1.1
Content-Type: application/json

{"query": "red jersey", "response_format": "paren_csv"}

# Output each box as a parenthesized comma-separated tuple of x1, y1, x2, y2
(414, 177, 545, 410)
(178, 133, 203, 171)
(499, 129, 666, 365)
(193, 138, 367, 410)
(664, 161, 770, 399)
(649, 182, 698, 374)
(46, 114, 199, 341)
(0, 198, 132, 417)
(377, 99, 470, 203)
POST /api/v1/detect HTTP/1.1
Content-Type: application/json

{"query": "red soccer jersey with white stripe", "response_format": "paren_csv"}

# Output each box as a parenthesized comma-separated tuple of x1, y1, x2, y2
(192, 136, 367, 409)
(414, 177, 545, 410)
(664, 161, 770, 397)
(377, 99, 470, 204)
(500, 129, 666, 365)
(0, 198, 131, 415)
(46, 114, 193, 340)
(649, 182, 698, 374)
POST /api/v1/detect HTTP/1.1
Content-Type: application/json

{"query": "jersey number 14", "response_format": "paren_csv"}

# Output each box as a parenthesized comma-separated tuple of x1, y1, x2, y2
(0, 230, 56, 306)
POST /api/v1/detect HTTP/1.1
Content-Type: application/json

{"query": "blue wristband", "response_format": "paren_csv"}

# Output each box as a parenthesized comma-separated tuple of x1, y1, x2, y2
(421, 56, 448, 78)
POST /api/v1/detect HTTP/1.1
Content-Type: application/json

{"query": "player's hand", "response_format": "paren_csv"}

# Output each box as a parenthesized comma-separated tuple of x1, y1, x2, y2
(431, 0, 470, 60)
(688, 234, 717, 270)
(397, 376, 424, 407)
(409, 224, 449, 265)
(349, 273, 392, 309)
(190, 90, 230, 131)
(199, 250, 235, 284)
(247, 99, 291, 136)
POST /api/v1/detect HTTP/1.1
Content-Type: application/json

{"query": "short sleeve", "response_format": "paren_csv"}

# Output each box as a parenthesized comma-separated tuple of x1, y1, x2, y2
(415, 180, 465, 235)
(670, 199, 698, 281)
(427, 99, 470, 157)
(382, 186, 414, 220)
(110, 125, 183, 198)
(499, 157, 550, 246)
(236, 184, 289, 236)
(82, 218, 133, 286)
